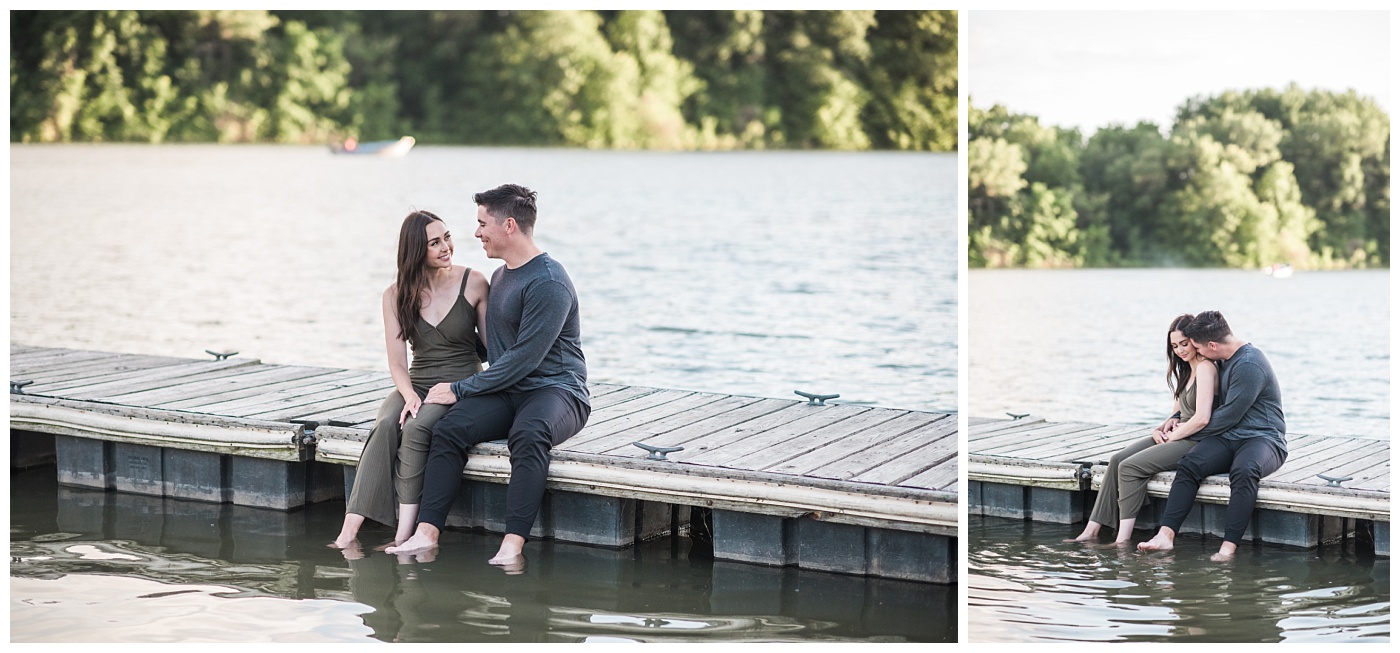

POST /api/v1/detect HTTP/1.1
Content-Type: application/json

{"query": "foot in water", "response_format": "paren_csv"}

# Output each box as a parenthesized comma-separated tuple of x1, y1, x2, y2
(1210, 541, 1237, 562)
(1137, 529, 1175, 552)
(489, 534, 526, 567)
(1064, 523, 1102, 543)
(385, 525, 439, 555)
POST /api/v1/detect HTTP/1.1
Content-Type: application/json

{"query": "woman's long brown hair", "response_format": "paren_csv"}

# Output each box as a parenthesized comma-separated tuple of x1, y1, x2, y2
(1166, 313, 1196, 399)
(394, 210, 444, 346)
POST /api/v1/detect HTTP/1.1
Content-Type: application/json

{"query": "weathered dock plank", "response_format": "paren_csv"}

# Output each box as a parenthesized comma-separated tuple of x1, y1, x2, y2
(106, 365, 336, 406)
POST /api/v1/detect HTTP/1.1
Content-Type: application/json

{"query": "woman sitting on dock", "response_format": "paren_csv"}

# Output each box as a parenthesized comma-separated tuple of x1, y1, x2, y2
(1066, 313, 1218, 545)
(332, 210, 489, 551)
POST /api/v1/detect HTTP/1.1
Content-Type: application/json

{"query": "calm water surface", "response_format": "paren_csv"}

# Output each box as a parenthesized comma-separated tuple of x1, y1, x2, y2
(970, 269, 1389, 439)
(10, 145, 957, 411)
(969, 516, 1390, 643)
(9, 468, 955, 642)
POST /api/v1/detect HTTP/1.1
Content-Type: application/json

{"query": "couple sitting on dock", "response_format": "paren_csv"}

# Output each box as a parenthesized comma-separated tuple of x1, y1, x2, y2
(1069, 311, 1288, 561)
(330, 183, 589, 568)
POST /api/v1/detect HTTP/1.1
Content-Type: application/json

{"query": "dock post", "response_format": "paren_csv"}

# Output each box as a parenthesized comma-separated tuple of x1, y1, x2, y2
(111, 442, 165, 498)
(712, 509, 796, 566)
(967, 480, 983, 515)
(980, 482, 1027, 520)
(867, 527, 955, 584)
(795, 519, 867, 574)
(228, 457, 308, 510)
(1374, 521, 1390, 557)
(55, 435, 112, 489)
(1029, 487, 1085, 524)
(163, 449, 227, 503)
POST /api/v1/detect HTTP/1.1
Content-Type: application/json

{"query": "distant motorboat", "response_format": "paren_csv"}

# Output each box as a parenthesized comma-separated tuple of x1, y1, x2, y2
(331, 136, 415, 157)
(1263, 263, 1294, 278)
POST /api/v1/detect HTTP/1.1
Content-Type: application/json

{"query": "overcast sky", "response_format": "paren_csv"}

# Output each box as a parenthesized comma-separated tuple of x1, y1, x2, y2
(968, 10, 1390, 134)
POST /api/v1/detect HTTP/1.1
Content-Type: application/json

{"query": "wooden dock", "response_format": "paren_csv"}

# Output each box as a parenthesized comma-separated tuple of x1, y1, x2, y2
(9, 345, 957, 583)
(967, 414, 1390, 555)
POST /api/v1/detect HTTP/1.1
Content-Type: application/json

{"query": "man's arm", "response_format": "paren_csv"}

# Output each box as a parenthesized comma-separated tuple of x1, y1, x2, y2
(1192, 361, 1266, 438)
(448, 279, 571, 398)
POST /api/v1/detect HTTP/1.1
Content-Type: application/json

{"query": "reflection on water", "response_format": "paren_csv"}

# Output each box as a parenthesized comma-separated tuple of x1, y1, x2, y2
(9, 468, 954, 643)
(968, 516, 1390, 643)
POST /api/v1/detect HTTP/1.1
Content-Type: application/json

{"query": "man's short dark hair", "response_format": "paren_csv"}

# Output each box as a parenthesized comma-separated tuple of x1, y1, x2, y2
(1182, 310, 1233, 344)
(474, 184, 538, 235)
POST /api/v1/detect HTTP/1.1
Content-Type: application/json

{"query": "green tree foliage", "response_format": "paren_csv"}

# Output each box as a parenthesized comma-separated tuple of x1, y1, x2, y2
(969, 88, 1389, 269)
(11, 9, 958, 151)
(10, 10, 353, 144)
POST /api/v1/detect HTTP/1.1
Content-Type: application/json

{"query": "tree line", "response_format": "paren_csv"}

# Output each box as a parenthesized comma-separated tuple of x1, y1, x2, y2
(9, 9, 957, 151)
(970, 86, 1389, 268)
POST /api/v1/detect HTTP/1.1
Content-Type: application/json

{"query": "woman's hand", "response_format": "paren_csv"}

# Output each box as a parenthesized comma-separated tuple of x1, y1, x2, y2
(1151, 427, 1168, 444)
(399, 392, 422, 426)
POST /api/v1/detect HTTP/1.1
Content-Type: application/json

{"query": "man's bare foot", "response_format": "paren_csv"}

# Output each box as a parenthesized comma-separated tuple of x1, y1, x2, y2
(1137, 529, 1175, 552)
(489, 534, 526, 565)
(393, 548, 437, 565)
(1210, 542, 1237, 562)
(385, 524, 439, 555)
(492, 555, 525, 574)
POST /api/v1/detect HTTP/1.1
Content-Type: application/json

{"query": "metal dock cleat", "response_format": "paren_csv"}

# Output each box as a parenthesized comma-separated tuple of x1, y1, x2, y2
(634, 442, 683, 461)
(206, 350, 239, 360)
(795, 390, 839, 406)
(11, 379, 34, 395)
(1316, 473, 1353, 488)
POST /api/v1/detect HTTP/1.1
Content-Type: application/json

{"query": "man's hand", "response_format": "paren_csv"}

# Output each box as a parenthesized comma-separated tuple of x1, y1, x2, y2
(424, 383, 458, 405)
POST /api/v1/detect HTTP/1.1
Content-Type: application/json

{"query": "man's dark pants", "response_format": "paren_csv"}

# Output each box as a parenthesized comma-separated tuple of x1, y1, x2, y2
(417, 386, 589, 537)
(1159, 436, 1287, 545)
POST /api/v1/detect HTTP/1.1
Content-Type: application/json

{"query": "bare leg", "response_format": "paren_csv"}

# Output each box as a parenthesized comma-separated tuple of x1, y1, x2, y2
(1112, 517, 1138, 545)
(1137, 526, 1176, 552)
(1065, 520, 1104, 542)
(394, 504, 419, 545)
(1210, 541, 1237, 562)
(385, 522, 440, 555)
(331, 513, 366, 548)
(489, 534, 526, 566)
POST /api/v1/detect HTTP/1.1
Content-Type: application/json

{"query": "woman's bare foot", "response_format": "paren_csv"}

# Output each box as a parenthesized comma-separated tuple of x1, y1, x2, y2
(385, 524, 440, 555)
(372, 540, 405, 552)
(1137, 528, 1176, 552)
(335, 541, 366, 561)
(332, 513, 366, 549)
(1064, 522, 1102, 543)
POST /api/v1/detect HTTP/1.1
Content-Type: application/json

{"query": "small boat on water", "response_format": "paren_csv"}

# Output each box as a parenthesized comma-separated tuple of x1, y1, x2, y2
(331, 136, 415, 157)
(1263, 263, 1294, 278)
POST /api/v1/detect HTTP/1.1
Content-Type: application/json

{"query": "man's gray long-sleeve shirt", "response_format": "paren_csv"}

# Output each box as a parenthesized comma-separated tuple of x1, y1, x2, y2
(449, 253, 589, 407)
(1188, 343, 1286, 453)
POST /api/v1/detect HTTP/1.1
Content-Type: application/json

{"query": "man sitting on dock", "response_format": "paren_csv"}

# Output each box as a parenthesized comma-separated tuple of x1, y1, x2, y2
(1138, 310, 1288, 561)
(387, 184, 590, 566)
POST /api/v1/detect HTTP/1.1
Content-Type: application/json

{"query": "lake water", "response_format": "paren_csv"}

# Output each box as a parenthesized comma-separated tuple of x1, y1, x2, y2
(970, 269, 1389, 439)
(7, 145, 958, 642)
(9, 144, 957, 412)
(8, 468, 955, 643)
(968, 516, 1390, 643)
